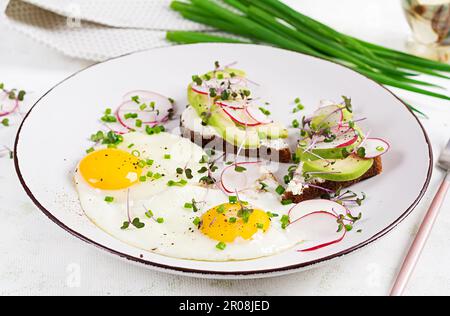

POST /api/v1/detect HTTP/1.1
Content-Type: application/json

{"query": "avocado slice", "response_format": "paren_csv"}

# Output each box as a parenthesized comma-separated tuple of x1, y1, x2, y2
(302, 155, 374, 182)
(187, 68, 288, 149)
(296, 124, 365, 161)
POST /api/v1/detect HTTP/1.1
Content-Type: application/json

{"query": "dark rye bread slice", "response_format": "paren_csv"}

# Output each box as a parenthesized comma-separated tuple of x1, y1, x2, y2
(180, 122, 292, 163)
(283, 156, 383, 203)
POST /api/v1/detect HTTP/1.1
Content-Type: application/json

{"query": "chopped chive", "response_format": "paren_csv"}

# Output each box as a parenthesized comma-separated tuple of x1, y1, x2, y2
(259, 107, 271, 116)
(131, 150, 140, 157)
(229, 217, 237, 223)
(216, 242, 227, 251)
(234, 165, 247, 173)
(164, 154, 171, 159)
(281, 215, 290, 229)
(104, 196, 114, 203)
(267, 212, 279, 218)
(156, 217, 164, 224)
(101, 114, 117, 123)
(124, 113, 138, 119)
(281, 199, 293, 206)
(217, 204, 226, 213)
(86, 147, 95, 154)
(193, 217, 201, 226)
(229, 196, 238, 204)
(139, 176, 147, 182)
(275, 185, 286, 195)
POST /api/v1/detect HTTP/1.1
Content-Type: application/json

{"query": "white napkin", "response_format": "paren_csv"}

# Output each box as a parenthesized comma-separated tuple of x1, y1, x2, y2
(1, 0, 213, 61)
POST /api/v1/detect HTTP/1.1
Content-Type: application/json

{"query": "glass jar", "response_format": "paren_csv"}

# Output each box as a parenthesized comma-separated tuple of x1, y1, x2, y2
(402, 0, 450, 62)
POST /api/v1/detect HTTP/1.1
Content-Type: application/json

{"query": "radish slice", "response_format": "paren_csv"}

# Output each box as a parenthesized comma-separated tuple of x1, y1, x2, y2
(312, 105, 344, 128)
(216, 100, 248, 110)
(117, 91, 173, 131)
(191, 76, 247, 96)
(0, 93, 19, 117)
(312, 128, 358, 150)
(288, 200, 348, 252)
(105, 121, 130, 135)
(294, 211, 346, 252)
(361, 138, 390, 158)
(221, 107, 261, 127)
(246, 106, 273, 124)
(220, 161, 264, 194)
(191, 84, 209, 95)
(288, 199, 347, 222)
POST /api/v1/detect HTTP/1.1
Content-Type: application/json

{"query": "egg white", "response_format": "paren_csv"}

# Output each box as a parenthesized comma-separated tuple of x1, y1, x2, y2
(75, 132, 303, 261)
(75, 132, 206, 203)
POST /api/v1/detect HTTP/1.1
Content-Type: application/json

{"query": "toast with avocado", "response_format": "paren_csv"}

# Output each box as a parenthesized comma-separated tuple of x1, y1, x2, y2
(180, 63, 292, 163)
(282, 100, 389, 203)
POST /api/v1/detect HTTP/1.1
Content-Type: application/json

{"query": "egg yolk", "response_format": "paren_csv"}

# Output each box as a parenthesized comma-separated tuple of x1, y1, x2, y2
(200, 203, 271, 243)
(79, 148, 143, 190)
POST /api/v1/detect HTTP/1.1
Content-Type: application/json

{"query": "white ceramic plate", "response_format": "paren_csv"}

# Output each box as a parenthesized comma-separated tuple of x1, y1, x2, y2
(14, 44, 432, 279)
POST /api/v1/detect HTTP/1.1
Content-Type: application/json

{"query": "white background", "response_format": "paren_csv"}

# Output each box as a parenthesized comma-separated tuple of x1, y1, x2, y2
(0, 0, 449, 296)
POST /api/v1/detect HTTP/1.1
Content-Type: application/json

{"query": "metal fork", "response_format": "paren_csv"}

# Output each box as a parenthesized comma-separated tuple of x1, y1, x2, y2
(390, 139, 450, 296)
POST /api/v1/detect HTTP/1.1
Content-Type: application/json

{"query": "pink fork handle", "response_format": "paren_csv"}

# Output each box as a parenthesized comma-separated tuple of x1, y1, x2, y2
(390, 172, 450, 296)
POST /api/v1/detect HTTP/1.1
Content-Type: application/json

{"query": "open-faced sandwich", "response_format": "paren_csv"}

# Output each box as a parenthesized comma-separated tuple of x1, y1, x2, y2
(181, 63, 292, 162)
(283, 99, 389, 203)
(74, 71, 390, 259)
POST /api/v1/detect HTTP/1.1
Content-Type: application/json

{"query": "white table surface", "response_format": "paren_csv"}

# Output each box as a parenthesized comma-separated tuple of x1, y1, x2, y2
(1, 0, 449, 296)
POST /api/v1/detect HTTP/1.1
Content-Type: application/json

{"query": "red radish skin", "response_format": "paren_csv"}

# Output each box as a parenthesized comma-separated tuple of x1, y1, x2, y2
(336, 134, 359, 148)
(288, 199, 347, 221)
(310, 128, 358, 150)
(290, 211, 346, 253)
(216, 100, 247, 110)
(287, 200, 349, 252)
(116, 91, 173, 131)
(245, 107, 273, 125)
(221, 107, 261, 127)
(191, 86, 209, 95)
(0, 96, 19, 117)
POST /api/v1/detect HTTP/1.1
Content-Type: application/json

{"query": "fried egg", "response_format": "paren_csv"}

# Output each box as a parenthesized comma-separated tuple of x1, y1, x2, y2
(75, 132, 303, 261)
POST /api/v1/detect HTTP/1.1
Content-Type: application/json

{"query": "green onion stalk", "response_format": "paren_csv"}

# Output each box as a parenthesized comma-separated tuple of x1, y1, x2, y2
(167, 0, 450, 115)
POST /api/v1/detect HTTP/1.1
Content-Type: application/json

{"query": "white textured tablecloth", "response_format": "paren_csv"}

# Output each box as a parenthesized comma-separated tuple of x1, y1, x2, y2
(1, 0, 450, 296)
(2, 0, 213, 61)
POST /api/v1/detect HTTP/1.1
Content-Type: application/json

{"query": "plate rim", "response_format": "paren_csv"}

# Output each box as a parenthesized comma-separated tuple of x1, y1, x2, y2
(13, 43, 434, 277)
